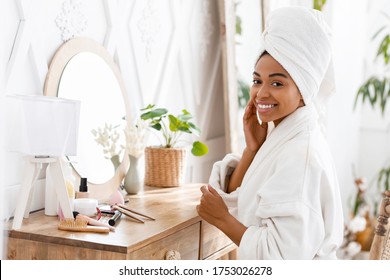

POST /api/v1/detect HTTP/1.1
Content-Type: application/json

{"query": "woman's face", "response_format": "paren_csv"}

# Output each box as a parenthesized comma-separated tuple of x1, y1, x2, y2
(251, 54, 304, 127)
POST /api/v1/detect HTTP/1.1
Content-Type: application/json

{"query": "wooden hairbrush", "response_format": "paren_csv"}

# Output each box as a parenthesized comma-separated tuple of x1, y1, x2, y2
(58, 218, 110, 233)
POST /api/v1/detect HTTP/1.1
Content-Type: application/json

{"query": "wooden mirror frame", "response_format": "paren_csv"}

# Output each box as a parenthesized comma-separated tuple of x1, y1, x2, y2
(44, 37, 131, 202)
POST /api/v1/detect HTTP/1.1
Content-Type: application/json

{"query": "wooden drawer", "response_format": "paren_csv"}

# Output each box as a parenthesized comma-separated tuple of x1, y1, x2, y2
(7, 237, 127, 260)
(201, 221, 236, 259)
(128, 222, 200, 260)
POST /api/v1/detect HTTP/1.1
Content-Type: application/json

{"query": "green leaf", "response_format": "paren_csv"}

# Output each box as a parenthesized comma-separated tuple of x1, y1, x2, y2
(182, 109, 191, 115)
(178, 110, 192, 122)
(191, 141, 208, 156)
(237, 79, 250, 108)
(378, 166, 390, 191)
(140, 104, 155, 111)
(376, 34, 390, 65)
(354, 77, 390, 116)
(236, 16, 242, 35)
(168, 115, 180, 132)
(178, 124, 191, 133)
(141, 108, 168, 120)
(313, 0, 327, 11)
(188, 122, 201, 136)
(151, 123, 162, 131)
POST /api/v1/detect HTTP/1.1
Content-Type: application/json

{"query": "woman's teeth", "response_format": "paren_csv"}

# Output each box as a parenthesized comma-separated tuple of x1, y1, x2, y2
(258, 104, 276, 109)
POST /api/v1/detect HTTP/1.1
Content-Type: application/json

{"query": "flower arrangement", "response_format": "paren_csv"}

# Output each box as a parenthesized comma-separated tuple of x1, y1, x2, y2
(140, 104, 208, 156)
(91, 123, 123, 168)
(338, 175, 374, 259)
(122, 118, 149, 159)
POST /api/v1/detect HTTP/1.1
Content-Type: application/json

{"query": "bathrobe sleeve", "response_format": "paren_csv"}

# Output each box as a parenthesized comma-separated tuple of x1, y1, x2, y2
(238, 144, 334, 260)
(208, 153, 241, 217)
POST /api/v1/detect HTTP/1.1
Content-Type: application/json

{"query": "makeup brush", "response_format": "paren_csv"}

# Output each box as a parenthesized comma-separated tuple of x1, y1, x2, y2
(73, 211, 116, 231)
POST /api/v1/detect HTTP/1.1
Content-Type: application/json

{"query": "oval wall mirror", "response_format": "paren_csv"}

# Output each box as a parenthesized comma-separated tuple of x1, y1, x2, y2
(44, 37, 131, 201)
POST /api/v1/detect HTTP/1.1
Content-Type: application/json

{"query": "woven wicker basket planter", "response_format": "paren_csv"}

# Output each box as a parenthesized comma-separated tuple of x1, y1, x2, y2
(144, 146, 187, 187)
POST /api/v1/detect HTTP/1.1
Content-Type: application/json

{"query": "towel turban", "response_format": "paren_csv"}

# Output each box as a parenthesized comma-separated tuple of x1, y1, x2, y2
(259, 6, 335, 111)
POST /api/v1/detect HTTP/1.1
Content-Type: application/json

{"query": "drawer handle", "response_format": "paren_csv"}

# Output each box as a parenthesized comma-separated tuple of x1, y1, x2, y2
(165, 250, 181, 260)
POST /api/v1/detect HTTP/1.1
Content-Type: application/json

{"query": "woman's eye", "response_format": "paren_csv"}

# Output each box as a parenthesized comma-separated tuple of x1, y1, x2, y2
(271, 81, 283, 87)
(252, 79, 261, 85)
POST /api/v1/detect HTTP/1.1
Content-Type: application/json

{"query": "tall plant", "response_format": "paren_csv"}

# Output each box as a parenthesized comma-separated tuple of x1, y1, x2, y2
(354, 13, 390, 195)
(354, 13, 390, 115)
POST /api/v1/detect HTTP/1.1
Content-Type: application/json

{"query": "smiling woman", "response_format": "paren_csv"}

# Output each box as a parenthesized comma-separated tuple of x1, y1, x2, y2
(44, 37, 132, 202)
(197, 6, 344, 260)
(251, 53, 304, 127)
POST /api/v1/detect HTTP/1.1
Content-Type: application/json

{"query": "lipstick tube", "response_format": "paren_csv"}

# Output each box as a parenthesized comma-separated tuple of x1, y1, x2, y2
(108, 210, 122, 226)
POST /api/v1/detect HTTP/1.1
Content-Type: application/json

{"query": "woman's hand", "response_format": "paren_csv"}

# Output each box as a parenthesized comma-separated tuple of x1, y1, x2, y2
(196, 185, 247, 246)
(243, 100, 268, 153)
(196, 185, 230, 228)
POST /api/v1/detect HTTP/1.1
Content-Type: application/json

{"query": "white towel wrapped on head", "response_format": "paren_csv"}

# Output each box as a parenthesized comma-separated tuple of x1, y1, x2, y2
(259, 6, 335, 131)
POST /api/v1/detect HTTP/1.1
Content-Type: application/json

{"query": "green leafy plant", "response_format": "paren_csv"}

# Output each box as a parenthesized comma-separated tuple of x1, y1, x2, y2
(378, 165, 390, 192)
(354, 13, 390, 115)
(237, 78, 250, 108)
(354, 12, 390, 203)
(354, 77, 390, 115)
(140, 104, 208, 156)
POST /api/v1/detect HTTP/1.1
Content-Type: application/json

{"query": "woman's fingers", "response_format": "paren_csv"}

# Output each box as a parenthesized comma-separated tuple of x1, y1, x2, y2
(207, 184, 219, 196)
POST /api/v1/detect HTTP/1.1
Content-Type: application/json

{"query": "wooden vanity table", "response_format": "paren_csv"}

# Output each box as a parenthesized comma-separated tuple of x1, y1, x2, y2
(5, 184, 237, 260)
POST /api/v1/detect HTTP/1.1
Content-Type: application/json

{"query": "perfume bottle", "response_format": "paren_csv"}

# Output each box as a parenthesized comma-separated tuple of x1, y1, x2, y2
(76, 177, 90, 199)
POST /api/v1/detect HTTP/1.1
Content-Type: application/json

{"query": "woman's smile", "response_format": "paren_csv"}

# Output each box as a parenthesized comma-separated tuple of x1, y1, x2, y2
(254, 101, 278, 114)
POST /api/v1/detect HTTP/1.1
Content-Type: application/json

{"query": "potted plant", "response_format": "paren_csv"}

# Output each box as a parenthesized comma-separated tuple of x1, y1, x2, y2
(140, 104, 208, 187)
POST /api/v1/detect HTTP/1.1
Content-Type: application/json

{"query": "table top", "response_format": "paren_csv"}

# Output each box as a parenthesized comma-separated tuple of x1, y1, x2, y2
(6, 184, 203, 254)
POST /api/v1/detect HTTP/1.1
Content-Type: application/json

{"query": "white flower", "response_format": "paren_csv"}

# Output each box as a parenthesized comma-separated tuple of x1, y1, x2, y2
(346, 241, 362, 257)
(348, 215, 367, 233)
(91, 123, 123, 159)
(123, 119, 149, 158)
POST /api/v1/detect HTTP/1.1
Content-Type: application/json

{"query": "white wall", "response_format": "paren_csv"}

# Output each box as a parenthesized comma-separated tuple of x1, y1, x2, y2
(326, 0, 367, 219)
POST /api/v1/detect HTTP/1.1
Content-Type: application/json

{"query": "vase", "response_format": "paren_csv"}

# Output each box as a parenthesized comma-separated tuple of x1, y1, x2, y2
(123, 154, 144, 194)
(110, 154, 121, 171)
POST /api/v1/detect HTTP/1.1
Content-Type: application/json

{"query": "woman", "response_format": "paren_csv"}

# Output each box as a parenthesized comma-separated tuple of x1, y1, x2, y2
(196, 6, 344, 259)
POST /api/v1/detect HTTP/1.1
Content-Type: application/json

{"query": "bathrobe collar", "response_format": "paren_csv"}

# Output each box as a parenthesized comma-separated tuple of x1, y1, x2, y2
(243, 104, 319, 186)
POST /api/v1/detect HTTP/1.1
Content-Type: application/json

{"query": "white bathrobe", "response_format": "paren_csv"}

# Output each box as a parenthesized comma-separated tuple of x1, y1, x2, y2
(209, 104, 344, 259)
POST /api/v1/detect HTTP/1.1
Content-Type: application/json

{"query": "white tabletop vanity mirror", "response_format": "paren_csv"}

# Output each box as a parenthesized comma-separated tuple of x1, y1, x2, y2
(44, 37, 132, 201)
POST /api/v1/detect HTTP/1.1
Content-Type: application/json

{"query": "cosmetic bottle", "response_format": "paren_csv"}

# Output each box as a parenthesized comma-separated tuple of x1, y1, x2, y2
(76, 177, 90, 199)
(57, 162, 76, 218)
(63, 162, 75, 209)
